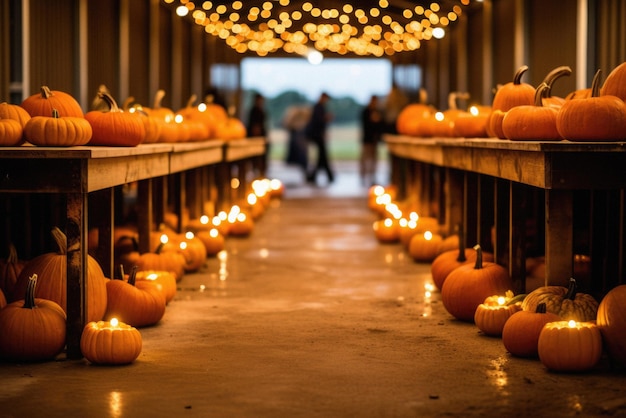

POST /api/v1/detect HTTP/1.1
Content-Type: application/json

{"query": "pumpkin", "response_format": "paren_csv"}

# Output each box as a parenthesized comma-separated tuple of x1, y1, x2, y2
(596, 284, 626, 368)
(0, 243, 27, 296)
(177, 94, 218, 138)
(502, 83, 562, 141)
(11, 227, 108, 322)
(134, 238, 186, 283)
(80, 318, 142, 365)
(373, 218, 400, 243)
(556, 69, 626, 141)
(408, 231, 443, 262)
(21, 85, 84, 118)
(23, 109, 93, 146)
(538, 320, 603, 372)
(396, 102, 434, 136)
(488, 65, 536, 139)
(122, 97, 162, 144)
(0, 101, 32, 128)
(176, 232, 208, 272)
(105, 266, 166, 327)
(430, 234, 494, 291)
(601, 60, 626, 101)
(502, 303, 561, 358)
(228, 210, 255, 236)
(521, 277, 598, 322)
(0, 119, 23, 147)
(202, 94, 229, 127)
(474, 291, 523, 337)
(214, 114, 247, 140)
(452, 105, 491, 138)
(86, 91, 145, 147)
(441, 245, 513, 322)
(134, 270, 177, 304)
(144, 89, 175, 122)
(195, 228, 226, 256)
(0, 274, 67, 362)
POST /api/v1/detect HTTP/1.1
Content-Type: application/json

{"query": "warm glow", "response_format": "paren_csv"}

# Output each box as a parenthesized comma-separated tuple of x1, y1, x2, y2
(147, 273, 158, 281)
(200, 215, 209, 225)
(179, 241, 188, 250)
(424, 231, 433, 240)
(247, 193, 258, 205)
(160, 234, 169, 244)
(469, 105, 479, 116)
(383, 218, 394, 227)
(270, 178, 283, 191)
(110, 318, 119, 327)
(497, 296, 506, 306)
(435, 111, 444, 121)
(185, 231, 194, 239)
(210, 228, 219, 238)
(568, 320, 577, 328)
(231, 178, 240, 189)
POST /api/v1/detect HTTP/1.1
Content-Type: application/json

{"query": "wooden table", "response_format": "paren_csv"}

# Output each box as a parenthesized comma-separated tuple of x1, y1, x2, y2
(385, 135, 626, 294)
(0, 139, 264, 359)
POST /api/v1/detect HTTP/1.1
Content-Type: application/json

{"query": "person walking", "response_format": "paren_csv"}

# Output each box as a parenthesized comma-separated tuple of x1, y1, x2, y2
(282, 104, 311, 179)
(246, 93, 269, 175)
(360, 95, 384, 186)
(305, 92, 334, 185)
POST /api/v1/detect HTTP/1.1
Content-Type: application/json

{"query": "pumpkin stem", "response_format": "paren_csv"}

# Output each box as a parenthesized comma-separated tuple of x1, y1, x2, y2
(473, 244, 483, 269)
(122, 96, 135, 111)
(540, 66, 572, 98)
(40, 86, 53, 99)
(564, 277, 578, 300)
(6, 243, 19, 263)
(536, 302, 547, 314)
(513, 65, 529, 85)
(418, 88, 428, 105)
(153, 89, 166, 109)
(23, 274, 38, 309)
(128, 265, 138, 287)
(51, 227, 68, 255)
(115, 264, 125, 281)
(97, 91, 121, 113)
(455, 224, 467, 263)
(186, 94, 197, 108)
(591, 69, 602, 98)
(506, 293, 527, 306)
(534, 83, 549, 107)
(52, 109, 60, 118)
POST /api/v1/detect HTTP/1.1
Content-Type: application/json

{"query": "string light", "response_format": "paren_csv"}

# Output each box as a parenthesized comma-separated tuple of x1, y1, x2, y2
(168, 0, 478, 56)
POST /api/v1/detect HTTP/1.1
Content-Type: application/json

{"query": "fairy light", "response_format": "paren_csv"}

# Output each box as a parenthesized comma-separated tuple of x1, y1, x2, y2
(166, 0, 476, 56)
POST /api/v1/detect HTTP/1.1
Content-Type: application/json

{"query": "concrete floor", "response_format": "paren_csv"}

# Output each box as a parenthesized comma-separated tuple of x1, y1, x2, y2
(1, 160, 625, 418)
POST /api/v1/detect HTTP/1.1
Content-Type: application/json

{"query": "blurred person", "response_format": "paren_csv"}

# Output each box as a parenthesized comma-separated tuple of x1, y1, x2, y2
(282, 104, 311, 177)
(247, 93, 269, 174)
(360, 95, 384, 186)
(383, 83, 409, 134)
(305, 92, 334, 185)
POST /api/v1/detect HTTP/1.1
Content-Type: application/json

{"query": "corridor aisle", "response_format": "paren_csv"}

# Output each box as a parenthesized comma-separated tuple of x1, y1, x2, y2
(0, 162, 623, 418)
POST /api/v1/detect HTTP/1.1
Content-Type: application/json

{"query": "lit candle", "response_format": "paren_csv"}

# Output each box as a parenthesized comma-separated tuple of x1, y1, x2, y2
(538, 320, 602, 372)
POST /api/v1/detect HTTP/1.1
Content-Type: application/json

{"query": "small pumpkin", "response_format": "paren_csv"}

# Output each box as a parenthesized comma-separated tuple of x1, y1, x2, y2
(80, 318, 142, 365)
(502, 303, 561, 358)
(596, 284, 626, 368)
(134, 236, 186, 282)
(214, 112, 247, 140)
(556, 69, 626, 141)
(452, 105, 491, 138)
(0, 274, 67, 362)
(24, 109, 93, 146)
(86, 91, 145, 147)
(474, 291, 523, 337)
(373, 218, 400, 243)
(105, 266, 166, 327)
(521, 277, 598, 322)
(134, 270, 177, 304)
(409, 231, 443, 262)
(441, 245, 513, 322)
(0, 101, 32, 128)
(538, 320, 603, 372)
(122, 97, 162, 144)
(195, 228, 226, 256)
(11, 227, 108, 322)
(488, 65, 536, 139)
(21, 85, 85, 118)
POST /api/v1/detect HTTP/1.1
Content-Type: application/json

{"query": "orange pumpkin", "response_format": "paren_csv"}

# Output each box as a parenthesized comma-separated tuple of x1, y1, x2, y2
(134, 270, 177, 305)
(214, 115, 247, 140)
(105, 267, 166, 327)
(556, 69, 626, 141)
(195, 228, 226, 256)
(21, 85, 84, 118)
(540, 65, 572, 108)
(502, 83, 562, 141)
(11, 227, 108, 322)
(430, 235, 494, 291)
(502, 303, 561, 358)
(596, 284, 626, 368)
(408, 231, 443, 262)
(23, 109, 93, 146)
(0, 243, 27, 296)
(122, 97, 162, 144)
(538, 320, 603, 372)
(601, 60, 626, 101)
(488, 65, 536, 139)
(80, 318, 143, 365)
(441, 245, 513, 322)
(0, 119, 23, 146)
(474, 291, 523, 337)
(0, 102, 32, 128)
(86, 92, 145, 147)
(0, 274, 67, 362)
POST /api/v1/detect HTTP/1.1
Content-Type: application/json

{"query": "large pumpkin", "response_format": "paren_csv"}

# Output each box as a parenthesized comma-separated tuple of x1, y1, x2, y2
(596, 284, 626, 368)
(0, 274, 67, 362)
(601, 61, 626, 101)
(21, 85, 85, 118)
(11, 227, 108, 322)
(86, 91, 145, 147)
(538, 320, 602, 372)
(441, 245, 513, 322)
(556, 69, 626, 141)
(23, 109, 93, 147)
(520, 277, 598, 322)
